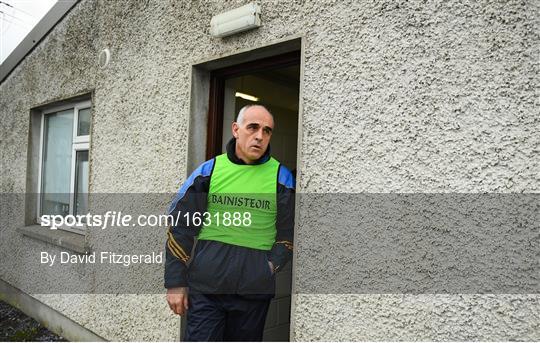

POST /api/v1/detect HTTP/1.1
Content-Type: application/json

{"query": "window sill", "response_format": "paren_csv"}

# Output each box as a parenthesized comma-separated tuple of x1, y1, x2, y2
(17, 225, 90, 254)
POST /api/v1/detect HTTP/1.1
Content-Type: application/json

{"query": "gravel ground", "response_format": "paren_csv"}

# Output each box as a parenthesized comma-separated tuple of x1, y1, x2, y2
(0, 300, 66, 341)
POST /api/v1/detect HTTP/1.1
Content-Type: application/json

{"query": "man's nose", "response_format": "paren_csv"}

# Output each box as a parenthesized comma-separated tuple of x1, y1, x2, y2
(255, 129, 263, 140)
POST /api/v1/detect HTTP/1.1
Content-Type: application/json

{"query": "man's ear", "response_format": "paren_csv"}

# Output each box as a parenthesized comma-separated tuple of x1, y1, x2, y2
(232, 122, 239, 139)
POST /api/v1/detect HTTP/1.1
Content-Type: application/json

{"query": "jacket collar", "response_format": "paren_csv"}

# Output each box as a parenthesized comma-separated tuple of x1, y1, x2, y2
(226, 138, 271, 165)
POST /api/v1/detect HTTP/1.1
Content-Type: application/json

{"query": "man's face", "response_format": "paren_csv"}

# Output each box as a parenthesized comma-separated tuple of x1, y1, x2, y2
(232, 106, 274, 164)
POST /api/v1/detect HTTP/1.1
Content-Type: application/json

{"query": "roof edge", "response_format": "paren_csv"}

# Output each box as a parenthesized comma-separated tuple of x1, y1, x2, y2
(0, 0, 79, 85)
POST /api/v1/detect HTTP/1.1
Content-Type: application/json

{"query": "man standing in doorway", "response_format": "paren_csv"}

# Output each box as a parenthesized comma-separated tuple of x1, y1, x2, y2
(164, 105, 295, 341)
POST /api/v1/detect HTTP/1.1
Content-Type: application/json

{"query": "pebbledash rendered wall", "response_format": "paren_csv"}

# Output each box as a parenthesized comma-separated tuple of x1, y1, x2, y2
(0, 0, 538, 341)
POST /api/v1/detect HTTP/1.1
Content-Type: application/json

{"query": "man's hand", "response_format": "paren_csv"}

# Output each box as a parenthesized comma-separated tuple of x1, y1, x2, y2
(166, 287, 189, 316)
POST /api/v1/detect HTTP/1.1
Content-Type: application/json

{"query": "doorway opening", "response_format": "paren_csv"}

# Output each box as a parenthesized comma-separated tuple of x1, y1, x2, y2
(187, 46, 301, 341)
(206, 51, 300, 172)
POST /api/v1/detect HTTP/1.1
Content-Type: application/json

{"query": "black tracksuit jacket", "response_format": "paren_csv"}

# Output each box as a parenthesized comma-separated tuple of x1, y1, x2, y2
(164, 138, 295, 298)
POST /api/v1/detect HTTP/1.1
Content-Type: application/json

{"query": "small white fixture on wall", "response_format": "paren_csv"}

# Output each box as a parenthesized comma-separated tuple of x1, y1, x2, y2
(210, 2, 261, 38)
(98, 48, 110, 69)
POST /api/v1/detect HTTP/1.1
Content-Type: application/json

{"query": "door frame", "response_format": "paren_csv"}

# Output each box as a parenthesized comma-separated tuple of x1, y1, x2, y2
(183, 37, 305, 341)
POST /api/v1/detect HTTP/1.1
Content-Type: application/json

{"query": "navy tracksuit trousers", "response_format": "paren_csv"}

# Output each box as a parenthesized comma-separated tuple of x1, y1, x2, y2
(183, 240, 276, 341)
(184, 293, 271, 341)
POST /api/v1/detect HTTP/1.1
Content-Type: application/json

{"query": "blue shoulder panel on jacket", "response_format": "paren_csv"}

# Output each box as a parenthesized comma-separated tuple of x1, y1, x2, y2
(167, 158, 215, 214)
(278, 165, 295, 190)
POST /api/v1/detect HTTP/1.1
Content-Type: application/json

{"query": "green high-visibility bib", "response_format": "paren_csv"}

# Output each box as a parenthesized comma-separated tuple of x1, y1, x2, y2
(198, 153, 279, 250)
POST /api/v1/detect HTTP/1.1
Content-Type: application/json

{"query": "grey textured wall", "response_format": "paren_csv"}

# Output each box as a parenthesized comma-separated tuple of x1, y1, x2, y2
(0, 0, 538, 340)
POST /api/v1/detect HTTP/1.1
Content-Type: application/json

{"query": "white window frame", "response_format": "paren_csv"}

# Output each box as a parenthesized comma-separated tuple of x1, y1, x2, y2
(37, 100, 91, 234)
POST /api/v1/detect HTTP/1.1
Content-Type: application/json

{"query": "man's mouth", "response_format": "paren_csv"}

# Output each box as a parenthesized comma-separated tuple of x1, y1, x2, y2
(251, 145, 262, 150)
